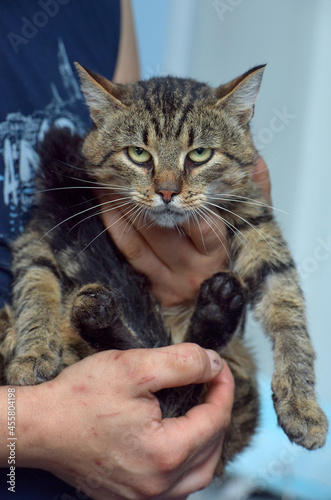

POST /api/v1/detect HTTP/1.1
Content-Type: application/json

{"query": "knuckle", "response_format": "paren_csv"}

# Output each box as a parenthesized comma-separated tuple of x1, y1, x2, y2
(135, 478, 168, 498)
(199, 470, 214, 490)
(124, 239, 145, 263)
(154, 448, 184, 473)
(224, 412, 232, 430)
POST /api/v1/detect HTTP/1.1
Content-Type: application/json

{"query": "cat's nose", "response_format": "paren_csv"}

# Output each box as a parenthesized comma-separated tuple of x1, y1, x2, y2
(156, 189, 179, 204)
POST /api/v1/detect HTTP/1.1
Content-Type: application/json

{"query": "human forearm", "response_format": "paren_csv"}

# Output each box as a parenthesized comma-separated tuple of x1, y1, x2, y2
(113, 0, 140, 83)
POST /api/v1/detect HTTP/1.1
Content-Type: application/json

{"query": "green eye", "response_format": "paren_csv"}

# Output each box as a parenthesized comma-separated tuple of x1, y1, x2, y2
(127, 146, 152, 164)
(187, 148, 213, 164)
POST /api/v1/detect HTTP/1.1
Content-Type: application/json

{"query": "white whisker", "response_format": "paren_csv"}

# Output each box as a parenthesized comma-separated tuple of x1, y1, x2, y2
(205, 201, 284, 252)
(190, 210, 208, 254)
(175, 225, 186, 237)
(116, 204, 145, 241)
(127, 205, 145, 229)
(51, 160, 89, 174)
(67, 199, 133, 235)
(201, 205, 257, 264)
(76, 206, 132, 257)
(195, 207, 231, 260)
(38, 184, 131, 194)
(207, 193, 290, 217)
(50, 172, 131, 191)
(41, 196, 131, 239)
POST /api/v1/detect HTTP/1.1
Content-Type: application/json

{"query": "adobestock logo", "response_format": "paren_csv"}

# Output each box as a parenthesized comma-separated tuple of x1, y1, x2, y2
(213, 0, 244, 22)
(254, 106, 296, 151)
(7, 0, 71, 54)
(298, 235, 331, 280)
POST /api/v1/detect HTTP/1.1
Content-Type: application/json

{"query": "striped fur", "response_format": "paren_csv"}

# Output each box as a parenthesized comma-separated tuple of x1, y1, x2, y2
(0, 65, 328, 474)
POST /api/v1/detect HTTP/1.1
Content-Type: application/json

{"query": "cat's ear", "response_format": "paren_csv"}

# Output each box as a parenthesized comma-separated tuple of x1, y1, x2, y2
(74, 62, 127, 126)
(215, 65, 266, 125)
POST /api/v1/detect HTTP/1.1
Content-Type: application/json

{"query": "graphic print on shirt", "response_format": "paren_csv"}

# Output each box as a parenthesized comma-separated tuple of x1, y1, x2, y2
(0, 38, 87, 237)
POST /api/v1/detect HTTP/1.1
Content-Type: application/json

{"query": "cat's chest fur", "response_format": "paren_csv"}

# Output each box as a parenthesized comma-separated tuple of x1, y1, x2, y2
(163, 305, 194, 344)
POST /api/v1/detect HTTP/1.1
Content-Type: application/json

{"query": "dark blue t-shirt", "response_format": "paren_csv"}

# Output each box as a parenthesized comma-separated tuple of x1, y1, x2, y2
(0, 0, 121, 307)
(0, 1, 121, 498)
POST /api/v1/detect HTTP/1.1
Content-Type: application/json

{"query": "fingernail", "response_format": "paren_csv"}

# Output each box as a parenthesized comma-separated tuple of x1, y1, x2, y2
(205, 349, 223, 373)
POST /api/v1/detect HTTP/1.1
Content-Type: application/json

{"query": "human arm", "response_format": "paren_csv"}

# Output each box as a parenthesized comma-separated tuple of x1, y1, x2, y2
(0, 344, 233, 500)
(113, 0, 140, 83)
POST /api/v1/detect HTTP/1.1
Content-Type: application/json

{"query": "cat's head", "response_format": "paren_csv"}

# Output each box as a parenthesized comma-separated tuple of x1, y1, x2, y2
(75, 63, 265, 228)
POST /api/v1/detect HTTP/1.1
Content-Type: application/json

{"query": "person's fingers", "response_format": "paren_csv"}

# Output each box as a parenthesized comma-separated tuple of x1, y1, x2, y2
(134, 223, 200, 268)
(126, 343, 223, 397)
(160, 361, 234, 447)
(99, 196, 227, 300)
(98, 193, 196, 273)
(203, 359, 235, 408)
(99, 159, 270, 274)
(185, 360, 234, 426)
(252, 156, 272, 204)
(155, 362, 234, 496)
(139, 215, 226, 262)
(164, 439, 223, 498)
(98, 196, 168, 276)
(181, 214, 229, 258)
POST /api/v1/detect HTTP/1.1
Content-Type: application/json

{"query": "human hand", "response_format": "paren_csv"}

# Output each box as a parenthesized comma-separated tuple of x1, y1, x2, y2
(99, 157, 271, 307)
(17, 344, 234, 499)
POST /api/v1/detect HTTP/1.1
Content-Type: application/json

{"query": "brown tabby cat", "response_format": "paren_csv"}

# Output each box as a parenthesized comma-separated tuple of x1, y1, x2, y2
(0, 64, 328, 475)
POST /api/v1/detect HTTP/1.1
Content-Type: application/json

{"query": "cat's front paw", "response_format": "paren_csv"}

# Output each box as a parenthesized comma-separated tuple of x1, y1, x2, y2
(6, 350, 62, 385)
(272, 379, 329, 449)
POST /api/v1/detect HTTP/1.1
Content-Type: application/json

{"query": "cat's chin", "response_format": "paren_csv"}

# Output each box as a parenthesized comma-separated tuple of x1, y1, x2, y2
(147, 209, 188, 228)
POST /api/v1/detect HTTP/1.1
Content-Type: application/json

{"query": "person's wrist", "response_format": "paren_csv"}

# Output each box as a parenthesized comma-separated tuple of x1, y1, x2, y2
(15, 381, 65, 471)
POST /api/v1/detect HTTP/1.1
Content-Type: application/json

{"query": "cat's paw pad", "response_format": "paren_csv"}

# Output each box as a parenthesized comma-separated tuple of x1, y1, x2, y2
(6, 351, 62, 385)
(273, 388, 329, 450)
(198, 272, 246, 319)
(71, 284, 118, 331)
(190, 272, 247, 350)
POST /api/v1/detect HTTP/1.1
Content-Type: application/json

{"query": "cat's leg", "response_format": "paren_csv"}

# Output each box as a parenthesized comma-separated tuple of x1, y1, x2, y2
(185, 271, 247, 350)
(158, 272, 247, 419)
(1, 303, 83, 384)
(216, 337, 259, 476)
(230, 214, 328, 450)
(182, 273, 258, 475)
(70, 283, 145, 350)
(253, 268, 329, 450)
(0, 306, 15, 385)
(6, 233, 66, 385)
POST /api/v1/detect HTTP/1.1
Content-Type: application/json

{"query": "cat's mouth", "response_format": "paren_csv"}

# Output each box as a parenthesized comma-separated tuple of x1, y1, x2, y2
(147, 205, 188, 228)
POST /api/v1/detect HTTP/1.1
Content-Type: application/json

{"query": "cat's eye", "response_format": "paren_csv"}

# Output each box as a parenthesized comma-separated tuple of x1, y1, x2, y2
(127, 146, 152, 165)
(187, 148, 213, 164)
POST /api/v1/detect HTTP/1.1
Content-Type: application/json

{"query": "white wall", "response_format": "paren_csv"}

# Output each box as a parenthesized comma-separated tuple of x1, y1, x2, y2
(133, 0, 331, 406)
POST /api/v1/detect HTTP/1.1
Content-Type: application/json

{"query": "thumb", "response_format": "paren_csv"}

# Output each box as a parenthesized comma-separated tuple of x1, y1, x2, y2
(132, 343, 223, 397)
